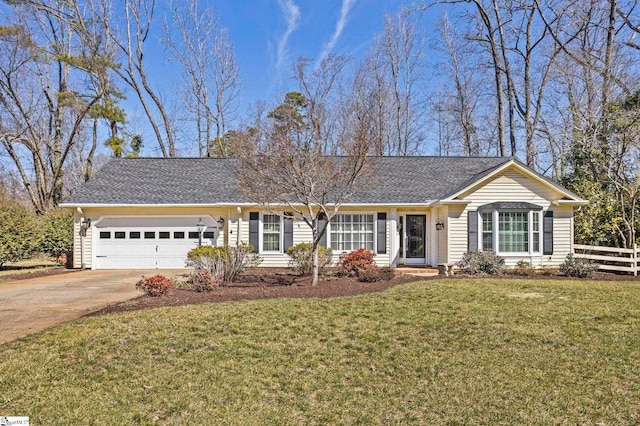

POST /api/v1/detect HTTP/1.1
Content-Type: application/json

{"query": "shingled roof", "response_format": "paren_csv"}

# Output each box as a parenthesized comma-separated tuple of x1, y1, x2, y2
(63, 156, 514, 205)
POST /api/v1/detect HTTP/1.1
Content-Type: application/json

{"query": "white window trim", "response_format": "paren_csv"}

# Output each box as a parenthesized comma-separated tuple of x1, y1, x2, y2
(479, 210, 543, 256)
(326, 212, 377, 253)
(259, 212, 284, 254)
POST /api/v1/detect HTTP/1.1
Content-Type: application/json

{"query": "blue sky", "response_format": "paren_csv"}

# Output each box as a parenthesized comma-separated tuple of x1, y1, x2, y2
(204, 0, 413, 103)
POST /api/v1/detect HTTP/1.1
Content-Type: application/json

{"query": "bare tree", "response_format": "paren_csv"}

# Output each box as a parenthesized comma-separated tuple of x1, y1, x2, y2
(235, 57, 375, 286)
(98, 0, 177, 157)
(370, 8, 427, 155)
(163, 0, 241, 157)
(0, 1, 113, 213)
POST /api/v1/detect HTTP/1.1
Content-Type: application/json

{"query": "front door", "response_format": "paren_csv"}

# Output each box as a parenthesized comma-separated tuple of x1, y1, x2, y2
(405, 215, 426, 264)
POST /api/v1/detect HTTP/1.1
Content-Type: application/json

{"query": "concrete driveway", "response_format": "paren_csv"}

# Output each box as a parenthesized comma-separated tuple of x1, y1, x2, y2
(0, 269, 185, 344)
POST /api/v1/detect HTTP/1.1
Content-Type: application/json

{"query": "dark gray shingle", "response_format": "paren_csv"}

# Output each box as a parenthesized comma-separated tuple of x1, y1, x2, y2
(64, 156, 512, 205)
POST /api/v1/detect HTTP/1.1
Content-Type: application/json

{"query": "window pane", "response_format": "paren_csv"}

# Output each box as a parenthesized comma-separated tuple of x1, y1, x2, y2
(533, 212, 540, 252)
(130, 231, 141, 239)
(203, 231, 215, 239)
(114, 231, 126, 239)
(144, 231, 155, 239)
(330, 214, 375, 251)
(482, 212, 493, 251)
(262, 214, 280, 251)
(159, 231, 170, 239)
(188, 232, 199, 239)
(99, 231, 110, 239)
(499, 212, 528, 252)
(174, 231, 185, 239)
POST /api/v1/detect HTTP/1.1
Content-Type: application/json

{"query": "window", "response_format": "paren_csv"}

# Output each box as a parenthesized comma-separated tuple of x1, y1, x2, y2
(114, 231, 126, 239)
(159, 231, 170, 239)
(330, 214, 374, 251)
(499, 212, 528, 252)
(482, 212, 493, 251)
(262, 214, 280, 252)
(532, 212, 540, 253)
(99, 231, 110, 239)
(130, 232, 141, 239)
(174, 231, 185, 239)
(188, 232, 199, 239)
(203, 231, 215, 239)
(144, 231, 155, 239)
(478, 209, 543, 254)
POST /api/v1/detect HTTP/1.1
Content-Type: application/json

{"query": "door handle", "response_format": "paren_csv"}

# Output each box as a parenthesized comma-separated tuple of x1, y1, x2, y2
(156, 245, 158, 252)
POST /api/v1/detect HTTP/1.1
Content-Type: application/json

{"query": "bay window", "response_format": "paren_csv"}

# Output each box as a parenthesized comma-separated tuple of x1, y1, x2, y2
(477, 205, 544, 255)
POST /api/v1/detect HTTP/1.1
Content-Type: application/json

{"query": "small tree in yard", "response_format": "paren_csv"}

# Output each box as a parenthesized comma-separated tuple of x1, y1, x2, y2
(235, 56, 376, 286)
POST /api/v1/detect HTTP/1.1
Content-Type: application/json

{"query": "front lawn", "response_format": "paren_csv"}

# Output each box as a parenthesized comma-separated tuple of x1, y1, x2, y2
(1, 279, 639, 424)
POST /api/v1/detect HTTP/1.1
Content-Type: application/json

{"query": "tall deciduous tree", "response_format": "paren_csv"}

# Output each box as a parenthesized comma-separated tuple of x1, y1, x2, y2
(163, 0, 241, 157)
(0, 1, 115, 213)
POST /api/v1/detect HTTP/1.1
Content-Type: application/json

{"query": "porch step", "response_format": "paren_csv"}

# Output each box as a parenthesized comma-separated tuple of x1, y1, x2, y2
(393, 267, 439, 276)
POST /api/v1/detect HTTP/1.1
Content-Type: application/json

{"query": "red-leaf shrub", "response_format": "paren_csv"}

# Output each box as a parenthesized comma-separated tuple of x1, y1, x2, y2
(340, 248, 376, 277)
(190, 269, 219, 292)
(135, 275, 173, 297)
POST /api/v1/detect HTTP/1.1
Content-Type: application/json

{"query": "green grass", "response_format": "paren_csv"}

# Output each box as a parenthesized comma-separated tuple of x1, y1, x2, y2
(1, 279, 639, 425)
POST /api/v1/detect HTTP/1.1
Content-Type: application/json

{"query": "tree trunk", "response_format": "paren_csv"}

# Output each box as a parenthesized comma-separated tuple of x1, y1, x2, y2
(311, 243, 319, 286)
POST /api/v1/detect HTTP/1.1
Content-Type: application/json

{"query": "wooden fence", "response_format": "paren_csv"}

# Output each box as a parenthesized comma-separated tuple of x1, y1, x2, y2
(573, 244, 638, 276)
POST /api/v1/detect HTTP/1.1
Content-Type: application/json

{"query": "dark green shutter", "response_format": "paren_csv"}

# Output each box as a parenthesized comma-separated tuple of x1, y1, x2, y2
(318, 213, 328, 247)
(249, 212, 259, 253)
(543, 210, 553, 255)
(283, 214, 294, 251)
(377, 213, 387, 254)
(468, 210, 478, 251)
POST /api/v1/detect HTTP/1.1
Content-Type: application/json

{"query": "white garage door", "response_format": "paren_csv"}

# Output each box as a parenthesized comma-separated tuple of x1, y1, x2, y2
(94, 217, 218, 269)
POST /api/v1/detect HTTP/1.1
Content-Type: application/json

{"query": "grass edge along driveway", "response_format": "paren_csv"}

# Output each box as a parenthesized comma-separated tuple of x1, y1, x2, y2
(1, 278, 639, 425)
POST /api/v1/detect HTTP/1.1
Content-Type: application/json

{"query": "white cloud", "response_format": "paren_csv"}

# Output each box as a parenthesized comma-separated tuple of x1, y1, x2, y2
(276, 0, 300, 72)
(316, 0, 356, 67)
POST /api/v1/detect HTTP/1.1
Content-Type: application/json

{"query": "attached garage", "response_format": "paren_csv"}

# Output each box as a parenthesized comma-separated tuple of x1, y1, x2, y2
(93, 217, 220, 269)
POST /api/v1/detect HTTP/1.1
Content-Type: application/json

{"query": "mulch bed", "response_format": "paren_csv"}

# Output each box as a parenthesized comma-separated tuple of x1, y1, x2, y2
(88, 268, 640, 317)
(89, 269, 425, 316)
(0, 266, 74, 281)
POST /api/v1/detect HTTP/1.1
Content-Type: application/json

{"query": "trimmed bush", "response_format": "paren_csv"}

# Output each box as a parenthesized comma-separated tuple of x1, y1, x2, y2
(357, 267, 395, 283)
(513, 260, 535, 276)
(286, 243, 333, 276)
(340, 248, 376, 277)
(186, 243, 261, 284)
(560, 254, 598, 278)
(136, 275, 173, 297)
(456, 250, 505, 275)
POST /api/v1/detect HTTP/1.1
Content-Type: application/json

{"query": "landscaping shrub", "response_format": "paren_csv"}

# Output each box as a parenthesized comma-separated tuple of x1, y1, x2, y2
(189, 269, 218, 292)
(136, 275, 173, 296)
(286, 243, 333, 276)
(560, 254, 598, 278)
(357, 267, 395, 282)
(340, 248, 376, 277)
(41, 208, 73, 260)
(186, 243, 261, 284)
(513, 260, 535, 276)
(0, 194, 42, 268)
(456, 250, 505, 275)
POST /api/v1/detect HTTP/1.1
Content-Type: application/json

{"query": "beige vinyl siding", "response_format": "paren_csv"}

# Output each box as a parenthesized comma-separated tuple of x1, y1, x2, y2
(437, 206, 449, 265)
(72, 210, 92, 269)
(449, 167, 572, 267)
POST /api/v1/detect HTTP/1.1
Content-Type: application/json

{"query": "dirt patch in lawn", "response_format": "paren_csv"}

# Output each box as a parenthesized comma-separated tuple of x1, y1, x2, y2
(89, 268, 425, 316)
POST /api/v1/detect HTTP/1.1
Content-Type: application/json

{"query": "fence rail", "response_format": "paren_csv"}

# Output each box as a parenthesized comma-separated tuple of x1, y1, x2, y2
(573, 244, 638, 275)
